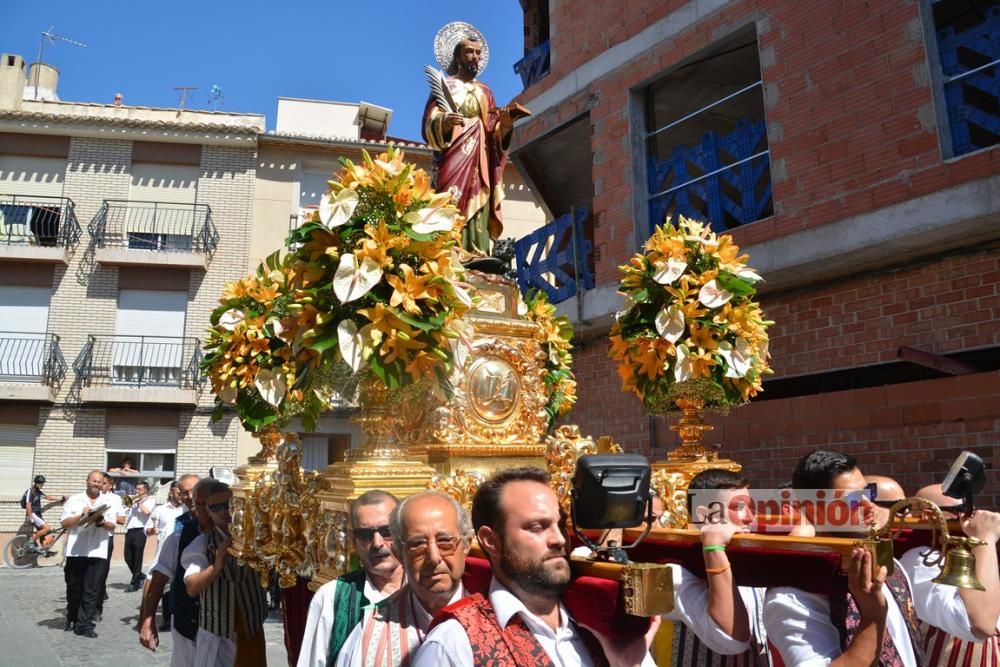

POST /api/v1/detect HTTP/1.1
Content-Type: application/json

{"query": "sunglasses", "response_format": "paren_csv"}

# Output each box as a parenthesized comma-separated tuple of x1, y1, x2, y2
(352, 526, 392, 541)
(404, 535, 461, 558)
(207, 501, 231, 513)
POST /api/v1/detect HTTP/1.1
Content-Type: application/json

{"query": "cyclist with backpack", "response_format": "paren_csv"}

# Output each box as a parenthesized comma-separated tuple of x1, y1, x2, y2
(21, 474, 67, 551)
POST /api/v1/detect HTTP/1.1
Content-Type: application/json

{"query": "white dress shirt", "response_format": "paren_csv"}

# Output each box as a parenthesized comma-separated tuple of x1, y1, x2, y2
(765, 564, 919, 667)
(148, 501, 186, 536)
(124, 495, 156, 530)
(102, 491, 124, 531)
(152, 530, 182, 579)
(61, 492, 112, 558)
(297, 574, 390, 667)
(412, 577, 656, 667)
(337, 584, 465, 667)
(664, 564, 759, 655)
(898, 546, 979, 642)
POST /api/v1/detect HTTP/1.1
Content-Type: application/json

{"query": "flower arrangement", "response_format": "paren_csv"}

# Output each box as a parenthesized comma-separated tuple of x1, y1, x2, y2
(608, 216, 772, 414)
(203, 146, 475, 431)
(520, 288, 576, 427)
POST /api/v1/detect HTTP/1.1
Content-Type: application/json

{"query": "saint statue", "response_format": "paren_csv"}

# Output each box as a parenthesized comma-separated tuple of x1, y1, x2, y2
(422, 22, 529, 260)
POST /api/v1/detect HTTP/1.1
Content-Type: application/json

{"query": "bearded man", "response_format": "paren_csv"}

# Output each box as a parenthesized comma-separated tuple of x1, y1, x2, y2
(422, 21, 523, 258)
(413, 467, 657, 667)
(334, 490, 471, 667)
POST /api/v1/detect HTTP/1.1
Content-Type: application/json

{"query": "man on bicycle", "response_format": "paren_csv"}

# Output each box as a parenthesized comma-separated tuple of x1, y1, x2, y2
(21, 474, 66, 551)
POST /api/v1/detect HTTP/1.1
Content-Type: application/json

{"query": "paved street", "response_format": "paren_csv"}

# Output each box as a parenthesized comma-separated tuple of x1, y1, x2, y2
(0, 562, 289, 667)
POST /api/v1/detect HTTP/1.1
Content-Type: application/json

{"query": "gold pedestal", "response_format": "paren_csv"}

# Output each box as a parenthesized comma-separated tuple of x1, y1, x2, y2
(230, 428, 282, 565)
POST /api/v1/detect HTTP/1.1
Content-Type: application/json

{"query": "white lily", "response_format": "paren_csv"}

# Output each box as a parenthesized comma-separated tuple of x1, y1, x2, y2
(319, 188, 360, 228)
(254, 367, 286, 407)
(653, 258, 687, 285)
(698, 279, 734, 308)
(654, 305, 686, 343)
(218, 308, 245, 331)
(374, 158, 400, 176)
(674, 344, 694, 382)
(333, 253, 383, 303)
(719, 338, 753, 378)
(736, 266, 764, 283)
(450, 281, 473, 308)
(337, 320, 364, 372)
(404, 205, 458, 234)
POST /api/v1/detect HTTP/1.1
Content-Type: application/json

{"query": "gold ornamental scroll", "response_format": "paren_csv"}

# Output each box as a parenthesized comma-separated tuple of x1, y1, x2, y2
(229, 426, 282, 572)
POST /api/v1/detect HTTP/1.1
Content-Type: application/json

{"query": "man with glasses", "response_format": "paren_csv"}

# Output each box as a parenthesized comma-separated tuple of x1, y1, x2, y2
(298, 490, 403, 667)
(335, 490, 472, 667)
(414, 467, 658, 667)
(182, 480, 268, 667)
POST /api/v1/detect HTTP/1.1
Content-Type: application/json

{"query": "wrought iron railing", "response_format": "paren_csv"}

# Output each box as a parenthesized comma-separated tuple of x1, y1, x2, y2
(514, 207, 595, 304)
(0, 332, 66, 385)
(74, 335, 202, 389)
(89, 200, 219, 255)
(0, 194, 81, 248)
(514, 40, 551, 89)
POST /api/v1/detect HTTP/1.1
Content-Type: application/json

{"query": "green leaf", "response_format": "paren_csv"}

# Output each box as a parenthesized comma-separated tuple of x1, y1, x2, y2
(305, 333, 340, 354)
(402, 226, 435, 242)
(395, 309, 435, 332)
(717, 272, 756, 298)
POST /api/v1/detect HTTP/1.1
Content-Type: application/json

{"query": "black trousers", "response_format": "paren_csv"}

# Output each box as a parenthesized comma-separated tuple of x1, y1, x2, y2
(65, 556, 104, 633)
(123, 528, 147, 586)
(97, 538, 112, 613)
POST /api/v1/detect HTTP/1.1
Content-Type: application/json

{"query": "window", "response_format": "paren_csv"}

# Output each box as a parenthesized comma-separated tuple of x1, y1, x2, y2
(113, 290, 187, 386)
(927, 0, 1000, 157)
(127, 164, 199, 251)
(0, 286, 50, 382)
(106, 424, 177, 489)
(298, 433, 351, 472)
(0, 423, 36, 496)
(644, 27, 772, 234)
(0, 156, 67, 246)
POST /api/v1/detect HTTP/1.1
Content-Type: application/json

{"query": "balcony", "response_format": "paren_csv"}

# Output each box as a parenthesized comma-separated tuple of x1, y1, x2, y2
(74, 335, 202, 405)
(0, 194, 82, 264)
(88, 200, 219, 270)
(0, 332, 66, 402)
(513, 40, 550, 89)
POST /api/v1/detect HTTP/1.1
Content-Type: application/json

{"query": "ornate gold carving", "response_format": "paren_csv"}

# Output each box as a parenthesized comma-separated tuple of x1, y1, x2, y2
(667, 397, 717, 462)
(620, 562, 675, 616)
(545, 425, 624, 516)
(651, 458, 743, 528)
(476, 290, 507, 315)
(468, 357, 520, 423)
(428, 469, 485, 512)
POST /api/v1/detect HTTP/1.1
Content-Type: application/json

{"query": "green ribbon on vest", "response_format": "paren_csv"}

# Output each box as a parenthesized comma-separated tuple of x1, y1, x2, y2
(326, 569, 370, 665)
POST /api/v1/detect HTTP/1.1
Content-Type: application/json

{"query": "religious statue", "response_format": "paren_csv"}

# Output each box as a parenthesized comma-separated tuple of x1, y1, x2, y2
(422, 21, 530, 260)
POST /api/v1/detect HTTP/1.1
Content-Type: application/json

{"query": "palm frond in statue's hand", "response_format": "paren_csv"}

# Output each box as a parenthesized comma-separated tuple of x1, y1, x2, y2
(423, 65, 458, 113)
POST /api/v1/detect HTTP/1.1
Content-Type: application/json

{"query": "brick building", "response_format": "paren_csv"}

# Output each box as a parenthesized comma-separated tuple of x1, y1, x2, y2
(0, 56, 262, 531)
(510, 0, 1000, 504)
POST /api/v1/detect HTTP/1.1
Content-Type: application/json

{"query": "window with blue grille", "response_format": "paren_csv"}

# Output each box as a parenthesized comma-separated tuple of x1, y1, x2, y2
(645, 27, 773, 235)
(929, 0, 1000, 157)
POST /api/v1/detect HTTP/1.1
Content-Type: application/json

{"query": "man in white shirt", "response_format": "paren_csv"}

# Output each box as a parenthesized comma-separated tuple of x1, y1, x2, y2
(764, 450, 981, 667)
(335, 490, 471, 667)
(413, 467, 658, 667)
(60, 470, 117, 638)
(298, 490, 403, 667)
(123, 480, 157, 592)
(145, 479, 188, 632)
(95, 472, 124, 622)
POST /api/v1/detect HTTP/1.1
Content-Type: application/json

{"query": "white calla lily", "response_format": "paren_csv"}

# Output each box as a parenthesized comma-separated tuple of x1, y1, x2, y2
(405, 206, 458, 234)
(319, 188, 359, 228)
(654, 305, 686, 343)
(698, 279, 734, 308)
(674, 344, 694, 382)
(254, 368, 286, 407)
(736, 266, 763, 283)
(374, 159, 400, 176)
(333, 253, 383, 303)
(218, 308, 245, 331)
(337, 320, 364, 372)
(653, 258, 687, 285)
(719, 338, 754, 378)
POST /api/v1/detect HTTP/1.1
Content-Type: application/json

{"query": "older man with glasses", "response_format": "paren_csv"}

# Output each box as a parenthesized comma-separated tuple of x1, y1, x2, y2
(333, 490, 472, 667)
(298, 490, 403, 667)
(181, 480, 268, 667)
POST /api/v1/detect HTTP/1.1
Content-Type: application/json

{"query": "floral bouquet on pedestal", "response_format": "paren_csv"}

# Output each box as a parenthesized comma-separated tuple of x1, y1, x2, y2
(202, 146, 475, 433)
(609, 216, 772, 417)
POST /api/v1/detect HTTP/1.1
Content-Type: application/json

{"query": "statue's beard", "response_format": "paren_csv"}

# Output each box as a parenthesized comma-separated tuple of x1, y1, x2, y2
(460, 60, 478, 79)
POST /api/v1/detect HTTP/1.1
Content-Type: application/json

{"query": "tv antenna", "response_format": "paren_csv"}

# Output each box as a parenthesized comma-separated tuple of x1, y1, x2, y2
(34, 27, 88, 100)
(174, 86, 197, 115)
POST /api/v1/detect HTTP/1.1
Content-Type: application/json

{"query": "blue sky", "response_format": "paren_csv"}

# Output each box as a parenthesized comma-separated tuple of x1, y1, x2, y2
(2, 1, 526, 141)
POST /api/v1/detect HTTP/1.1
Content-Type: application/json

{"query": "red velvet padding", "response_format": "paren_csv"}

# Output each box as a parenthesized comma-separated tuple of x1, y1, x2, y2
(281, 576, 315, 666)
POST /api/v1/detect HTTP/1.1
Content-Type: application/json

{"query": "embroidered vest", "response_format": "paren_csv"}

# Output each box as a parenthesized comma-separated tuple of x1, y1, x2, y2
(171, 512, 200, 641)
(355, 589, 423, 667)
(671, 586, 770, 666)
(923, 623, 1000, 667)
(326, 569, 370, 665)
(434, 592, 609, 667)
(198, 529, 268, 641)
(830, 565, 926, 666)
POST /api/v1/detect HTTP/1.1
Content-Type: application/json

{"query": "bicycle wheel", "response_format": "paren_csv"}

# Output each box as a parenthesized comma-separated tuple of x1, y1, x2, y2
(3, 534, 38, 569)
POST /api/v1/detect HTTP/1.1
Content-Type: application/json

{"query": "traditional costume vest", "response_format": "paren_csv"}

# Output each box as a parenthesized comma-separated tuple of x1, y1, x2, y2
(923, 623, 1000, 667)
(326, 569, 370, 665)
(830, 565, 926, 666)
(670, 586, 770, 666)
(433, 592, 609, 667)
(171, 512, 200, 641)
(199, 528, 268, 641)
(354, 588, 423, 667)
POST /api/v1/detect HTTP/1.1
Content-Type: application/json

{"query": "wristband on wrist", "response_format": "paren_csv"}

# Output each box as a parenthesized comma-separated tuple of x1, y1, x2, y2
(703, 544, 726, 552)
(705, 564, 731, 575)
